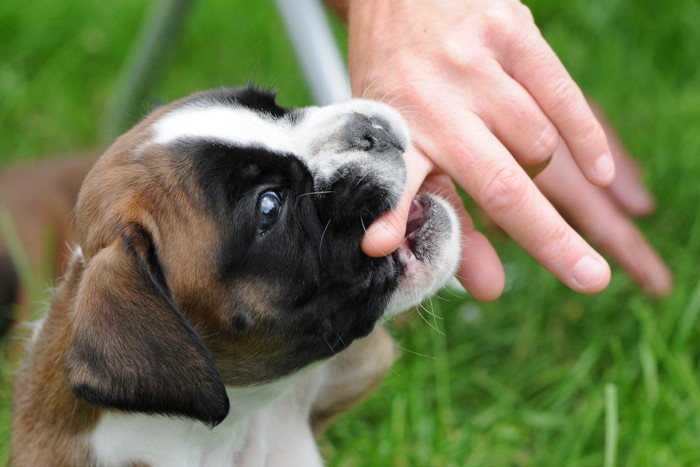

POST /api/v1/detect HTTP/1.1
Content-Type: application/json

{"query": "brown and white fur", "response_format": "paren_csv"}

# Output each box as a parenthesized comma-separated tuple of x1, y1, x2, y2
(11, 87, 460, 466)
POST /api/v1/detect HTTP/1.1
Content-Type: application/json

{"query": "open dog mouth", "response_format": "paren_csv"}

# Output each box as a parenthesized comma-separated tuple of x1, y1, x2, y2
(394, 195, 430, 276)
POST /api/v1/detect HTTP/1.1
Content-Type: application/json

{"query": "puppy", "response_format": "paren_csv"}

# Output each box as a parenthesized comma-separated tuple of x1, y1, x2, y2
(11, 86, 460, 466)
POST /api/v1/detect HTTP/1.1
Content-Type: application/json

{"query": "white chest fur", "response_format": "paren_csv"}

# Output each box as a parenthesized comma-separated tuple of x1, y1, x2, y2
(89, 365, 327, 467)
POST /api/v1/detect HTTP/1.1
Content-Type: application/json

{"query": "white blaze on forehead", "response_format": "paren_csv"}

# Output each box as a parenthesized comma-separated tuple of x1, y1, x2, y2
(150, 99, 409, 155)
(148, 99, 411, 195)
(296, 99, 410, 149)
(151, 105, 299, 154)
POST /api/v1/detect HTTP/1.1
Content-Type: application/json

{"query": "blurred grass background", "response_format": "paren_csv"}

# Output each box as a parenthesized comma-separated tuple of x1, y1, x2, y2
(1, 0, 700, 465)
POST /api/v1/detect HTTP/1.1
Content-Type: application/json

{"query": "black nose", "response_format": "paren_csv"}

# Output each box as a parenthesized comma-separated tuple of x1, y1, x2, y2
(313, 112, 407, 237)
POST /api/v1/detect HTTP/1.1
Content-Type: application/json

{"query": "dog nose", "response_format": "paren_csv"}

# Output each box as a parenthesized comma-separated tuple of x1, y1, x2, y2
(299, 104, 408, 233)
(345, 113, 404, 154)
(311, 114, 405, 230)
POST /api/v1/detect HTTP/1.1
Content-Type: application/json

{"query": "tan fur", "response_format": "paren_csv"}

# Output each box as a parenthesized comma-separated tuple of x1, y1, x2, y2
(11, 256, 100, 465)
(311, 325, 395, 435)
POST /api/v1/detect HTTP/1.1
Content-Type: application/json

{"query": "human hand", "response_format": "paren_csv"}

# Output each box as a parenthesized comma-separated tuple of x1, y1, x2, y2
(349, 0, 616, 299)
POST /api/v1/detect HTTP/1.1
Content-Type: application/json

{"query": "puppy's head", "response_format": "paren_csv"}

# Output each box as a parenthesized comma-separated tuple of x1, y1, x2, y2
(65, 87, 460, 426)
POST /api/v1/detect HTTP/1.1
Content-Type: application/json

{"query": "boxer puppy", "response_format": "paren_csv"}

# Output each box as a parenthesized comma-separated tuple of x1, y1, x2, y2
(11, 86, 460, 466)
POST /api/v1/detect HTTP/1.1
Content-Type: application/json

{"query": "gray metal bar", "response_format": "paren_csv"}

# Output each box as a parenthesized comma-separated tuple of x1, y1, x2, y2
(274, 0, 351, 105)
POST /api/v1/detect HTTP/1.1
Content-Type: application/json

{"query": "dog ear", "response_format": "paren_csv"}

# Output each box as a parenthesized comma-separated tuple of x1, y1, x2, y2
(65, 224, 229, 427)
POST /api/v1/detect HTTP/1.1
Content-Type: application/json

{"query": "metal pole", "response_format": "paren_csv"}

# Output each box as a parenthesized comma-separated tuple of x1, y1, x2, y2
(274, 0, 351, 105)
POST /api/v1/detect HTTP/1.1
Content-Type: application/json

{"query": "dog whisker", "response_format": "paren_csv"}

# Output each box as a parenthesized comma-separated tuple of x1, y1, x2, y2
(295, 190, 334, 209)
(432, 292, 451, 302)
(353, 170, 372, 188)
(440, 286, 465, 299)
(359, 216, 387, 255)
(319, 218, 332, 267)
(426, 296, 442, 323)
(414, 307, 440, 334)
(333, 331, 346, 349)
(395, 345, 435, 360)
(423, 299, 445, 329)
(452, 271, 469, 283)
(322, 335, 337, 356)
(414, 304, 444, 335)
(384, 89, 415, 108)
(367, 207, 409, 239)
(297, 190, 334, 199)
(361, 75, 382, 100)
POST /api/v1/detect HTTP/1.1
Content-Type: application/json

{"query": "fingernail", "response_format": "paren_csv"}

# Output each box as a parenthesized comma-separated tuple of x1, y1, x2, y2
(572, 256, 609, 291)
(594, 154, 615, 184)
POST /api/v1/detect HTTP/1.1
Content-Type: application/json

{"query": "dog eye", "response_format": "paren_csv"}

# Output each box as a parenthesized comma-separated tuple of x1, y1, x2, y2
(257, 191, 281, 231)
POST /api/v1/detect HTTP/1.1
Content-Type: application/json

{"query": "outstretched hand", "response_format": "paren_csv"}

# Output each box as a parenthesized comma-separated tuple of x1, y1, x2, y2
(350, 0, 670, 298)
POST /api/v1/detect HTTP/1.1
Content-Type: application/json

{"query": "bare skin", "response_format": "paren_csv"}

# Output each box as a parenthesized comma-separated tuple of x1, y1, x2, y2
(334, 0, 672, 298)
(535, 103, 672, 297)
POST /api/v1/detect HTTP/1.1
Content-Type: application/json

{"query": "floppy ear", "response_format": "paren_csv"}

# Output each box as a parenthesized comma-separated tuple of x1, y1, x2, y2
(65, 224, 229, 427)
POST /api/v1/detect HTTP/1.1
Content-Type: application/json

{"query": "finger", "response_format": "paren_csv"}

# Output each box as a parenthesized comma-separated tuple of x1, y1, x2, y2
(501, 30, 615, 187)
(588, 100, 656, 216)
(418, 116, 611, 294)
(421, 175, 505, 301)
(536, 146, 672, 297)
(459, 228, 506, 301)
(605, 131, 656, 216)
(477, 62, 559, 170)
(601, 220, 673, 298)
(361, 145, 434, 257)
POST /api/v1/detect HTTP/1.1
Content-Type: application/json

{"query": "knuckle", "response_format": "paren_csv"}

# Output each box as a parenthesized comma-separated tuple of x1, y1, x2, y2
(530, 125, 559, 160)
(479, 164, 529, 215)
(550, 78, 579, 110)
(539, 222, 574, 259)
(480, 2, 535, 46)
(443, 37, 491, 76)
(514, 2, 535, 22)
(578, 121, 607, 147)
(480, 8, 518, 37)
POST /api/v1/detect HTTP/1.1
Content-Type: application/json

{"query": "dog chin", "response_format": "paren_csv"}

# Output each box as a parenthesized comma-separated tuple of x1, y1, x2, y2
(382, 194, 461, 319)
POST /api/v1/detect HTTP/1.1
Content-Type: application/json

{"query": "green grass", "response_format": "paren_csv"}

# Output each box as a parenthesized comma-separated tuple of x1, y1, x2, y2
(2, 0, 700, 464)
